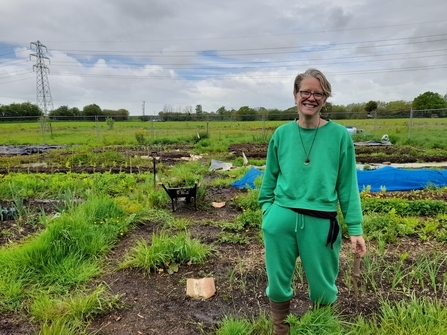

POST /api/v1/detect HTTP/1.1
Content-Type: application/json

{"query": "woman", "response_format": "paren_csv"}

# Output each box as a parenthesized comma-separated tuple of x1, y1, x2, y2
(258, 68, 367, 335)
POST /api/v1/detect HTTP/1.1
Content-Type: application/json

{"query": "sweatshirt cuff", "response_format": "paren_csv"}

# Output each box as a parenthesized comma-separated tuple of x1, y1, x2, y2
(347, 224, 363, 236)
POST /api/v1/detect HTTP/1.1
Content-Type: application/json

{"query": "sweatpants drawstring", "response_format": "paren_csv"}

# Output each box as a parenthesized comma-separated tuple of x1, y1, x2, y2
(294, 213, 305, 233)
(295, 214, 298, 232)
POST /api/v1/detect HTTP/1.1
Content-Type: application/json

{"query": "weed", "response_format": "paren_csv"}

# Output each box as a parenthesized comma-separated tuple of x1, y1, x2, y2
(218, 231, 249, 244)
(119, 231, 213, 275)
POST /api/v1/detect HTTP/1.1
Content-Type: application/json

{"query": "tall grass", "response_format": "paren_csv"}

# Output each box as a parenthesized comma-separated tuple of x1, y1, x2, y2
(216, 297, 447, 334)
(0, 195, 134, 313)
(119, 231, 213, 275)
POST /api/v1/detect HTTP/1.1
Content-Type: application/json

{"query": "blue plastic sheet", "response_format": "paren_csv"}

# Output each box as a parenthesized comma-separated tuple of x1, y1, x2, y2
(357, 166, 447, 192)
(232, 166, 447, 192)
(231, 167, 264, 189)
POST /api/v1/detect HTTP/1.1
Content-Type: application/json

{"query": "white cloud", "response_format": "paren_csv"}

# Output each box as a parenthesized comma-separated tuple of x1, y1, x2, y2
(1, 0, 446, 114)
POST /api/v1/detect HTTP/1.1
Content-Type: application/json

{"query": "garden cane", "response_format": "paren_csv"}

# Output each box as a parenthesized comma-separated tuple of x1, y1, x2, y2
(352, 252, 361, 311)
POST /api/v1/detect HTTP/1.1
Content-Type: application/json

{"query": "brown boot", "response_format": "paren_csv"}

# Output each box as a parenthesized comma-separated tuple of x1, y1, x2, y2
(270, 300, 290, 335)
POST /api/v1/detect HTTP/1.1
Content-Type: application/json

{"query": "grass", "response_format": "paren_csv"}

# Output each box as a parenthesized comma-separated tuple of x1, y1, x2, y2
(216, 296, 447, 334)
(0, 195, 135, 313)
(1, 118, 447, 151)
(119, 231, 214, 275)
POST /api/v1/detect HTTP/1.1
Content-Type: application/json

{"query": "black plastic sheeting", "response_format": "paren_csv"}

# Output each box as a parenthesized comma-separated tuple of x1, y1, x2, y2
(0, 145, 66, 155)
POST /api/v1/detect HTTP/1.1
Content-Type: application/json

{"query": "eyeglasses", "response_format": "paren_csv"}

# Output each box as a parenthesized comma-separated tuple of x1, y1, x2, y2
(299, 90, 325, 100)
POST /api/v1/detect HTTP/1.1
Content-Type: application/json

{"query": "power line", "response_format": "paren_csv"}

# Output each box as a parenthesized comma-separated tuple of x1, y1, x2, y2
(51, 33, 447, 57)
(40, 19, 447, 43)
(45, 63, 447, 81)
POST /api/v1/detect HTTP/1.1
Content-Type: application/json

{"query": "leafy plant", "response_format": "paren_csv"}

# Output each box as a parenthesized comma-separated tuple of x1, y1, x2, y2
(135, 129, 147, 145)
(362, 210, 418, 242)
(105, 117, 115, 130)
(218, 231, 249, 244)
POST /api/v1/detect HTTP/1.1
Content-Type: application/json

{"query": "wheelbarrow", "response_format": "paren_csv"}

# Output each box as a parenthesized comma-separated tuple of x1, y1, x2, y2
(161, 182, 198, 212)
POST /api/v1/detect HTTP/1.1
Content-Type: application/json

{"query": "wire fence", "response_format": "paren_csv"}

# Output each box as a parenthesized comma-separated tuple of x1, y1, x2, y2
(0, 108, 446, 146)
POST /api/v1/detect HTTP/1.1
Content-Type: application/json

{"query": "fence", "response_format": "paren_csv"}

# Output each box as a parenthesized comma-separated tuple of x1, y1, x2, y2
(0, 109, 446, 146)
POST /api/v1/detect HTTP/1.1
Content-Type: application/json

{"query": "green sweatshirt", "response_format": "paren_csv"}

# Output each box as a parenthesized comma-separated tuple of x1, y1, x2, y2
(258, 119, 363, 236)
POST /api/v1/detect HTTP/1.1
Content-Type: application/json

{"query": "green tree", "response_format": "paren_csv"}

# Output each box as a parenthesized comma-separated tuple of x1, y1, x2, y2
(216, 106, 231, 120)
(69, 107, 81, 117)
(330, 105, 348, 120)
(412, 91, 447, 117)
(384, 100, 412, 118)
(346, 103, 365, 119)
(365, 100, 378, 118)
(236, 106, 257, 121)
(82, 104, 102, 119)
(322, 102, 333, 119)
(49, 105, 70, 118)
(0, 102, 42, 119)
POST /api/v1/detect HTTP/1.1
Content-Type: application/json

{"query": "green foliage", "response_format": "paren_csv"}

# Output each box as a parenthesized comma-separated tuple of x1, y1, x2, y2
(218, 231, 250, 244)
(362, 210, 418, 242)
(161, 161, 206, 187)
(233, 188, 260, 212)
(215, 316, 252, 335)
(287, 306, 344, 334)
(192, 131, 209, 143)
(82, 104, 102, 116)
(135, 129, 147, 145)
(234, 209, 262, 230)
(355, 297, 447, 334)
(146, 187, 170, 209)
(0, 195, 136, 313)
(105, 117, 115, 130)
(361, 197, 447, 216)
(30, 284, 121, 334)
(365, 100, 378, 113)
(120, 231, 213, 275)
(0, 102, 42, 119)
(412, 91, 447, 111)
(236, 106, 257, 121)
(194, 139, 228, 153)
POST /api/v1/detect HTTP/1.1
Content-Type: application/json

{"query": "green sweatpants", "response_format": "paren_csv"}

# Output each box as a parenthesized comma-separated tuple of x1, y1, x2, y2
(262, 203, 342, 304)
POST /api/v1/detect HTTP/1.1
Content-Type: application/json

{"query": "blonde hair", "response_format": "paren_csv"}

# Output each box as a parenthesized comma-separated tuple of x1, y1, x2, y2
(293, 68, 332, 98)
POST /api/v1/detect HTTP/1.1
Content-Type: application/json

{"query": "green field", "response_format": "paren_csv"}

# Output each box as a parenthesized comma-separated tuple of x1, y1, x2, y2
(0, 118, 446, 150)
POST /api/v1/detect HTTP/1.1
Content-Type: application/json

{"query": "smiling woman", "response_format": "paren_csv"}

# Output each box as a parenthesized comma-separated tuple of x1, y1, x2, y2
(260, 68, 366, 334)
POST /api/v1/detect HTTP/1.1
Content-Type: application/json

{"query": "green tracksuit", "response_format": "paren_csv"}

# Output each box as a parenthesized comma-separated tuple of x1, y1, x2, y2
(258, 119, 363, 304)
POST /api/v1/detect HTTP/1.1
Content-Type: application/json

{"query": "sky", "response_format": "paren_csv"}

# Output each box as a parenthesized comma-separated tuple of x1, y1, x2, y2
(1, 0, 446, 116)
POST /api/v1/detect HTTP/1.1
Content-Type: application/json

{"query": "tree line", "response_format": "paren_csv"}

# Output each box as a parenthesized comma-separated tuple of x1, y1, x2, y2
(0, 103, 129, 121)
(158, 91, 447, 121)
(1, 91, 446, 121)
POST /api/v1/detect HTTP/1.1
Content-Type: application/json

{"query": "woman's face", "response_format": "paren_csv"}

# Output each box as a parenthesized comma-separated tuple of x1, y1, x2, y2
(294, 77, 326, 118)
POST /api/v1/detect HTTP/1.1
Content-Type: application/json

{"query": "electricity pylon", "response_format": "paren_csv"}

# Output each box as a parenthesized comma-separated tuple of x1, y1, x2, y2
(30, 40, 53, 115)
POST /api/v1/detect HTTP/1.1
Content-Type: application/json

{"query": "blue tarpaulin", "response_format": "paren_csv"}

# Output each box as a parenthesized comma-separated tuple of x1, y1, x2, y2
(231, 167, 264, 189)
(357, 166, 447, 192)
(231, 166, 447, 192)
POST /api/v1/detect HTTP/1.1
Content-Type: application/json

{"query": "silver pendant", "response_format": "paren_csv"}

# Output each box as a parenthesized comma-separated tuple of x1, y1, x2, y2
(304, 158, 310, 165)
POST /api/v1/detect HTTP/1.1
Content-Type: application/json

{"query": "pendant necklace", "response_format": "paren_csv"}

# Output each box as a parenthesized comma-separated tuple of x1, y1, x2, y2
(298, 118, 320, 166)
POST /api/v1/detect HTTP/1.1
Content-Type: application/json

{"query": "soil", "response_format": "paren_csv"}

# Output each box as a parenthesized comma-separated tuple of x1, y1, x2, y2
(1, 144, 447, 335)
